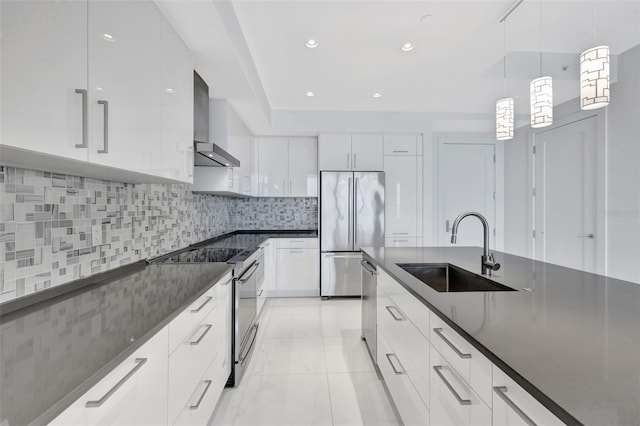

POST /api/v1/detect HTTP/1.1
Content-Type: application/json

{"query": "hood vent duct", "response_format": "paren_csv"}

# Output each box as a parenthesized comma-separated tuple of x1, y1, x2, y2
(193, 71, 240, 167)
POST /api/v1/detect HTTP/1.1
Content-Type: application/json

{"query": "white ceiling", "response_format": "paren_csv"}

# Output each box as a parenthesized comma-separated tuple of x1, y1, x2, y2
(157, 0, 640, 134)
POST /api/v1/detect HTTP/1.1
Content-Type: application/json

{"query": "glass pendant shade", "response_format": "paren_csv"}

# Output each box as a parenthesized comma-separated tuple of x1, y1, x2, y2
(530, 76, 553, 128)
(580, 45, 610, 110)
(496, 98, 514, 140)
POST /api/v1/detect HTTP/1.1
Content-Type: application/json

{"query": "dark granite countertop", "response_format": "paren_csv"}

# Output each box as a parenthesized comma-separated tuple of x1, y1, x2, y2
(0, 262, 232, 426)
(362, 246, 640, 426)
(192, 229, 318, 249)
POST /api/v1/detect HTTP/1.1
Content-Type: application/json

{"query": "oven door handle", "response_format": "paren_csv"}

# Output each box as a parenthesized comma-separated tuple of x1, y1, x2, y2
(238, 262, 260, 283)
(239, 323, 259, 365)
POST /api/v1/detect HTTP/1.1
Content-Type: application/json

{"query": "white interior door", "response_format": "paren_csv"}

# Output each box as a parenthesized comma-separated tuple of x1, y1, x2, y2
(439, 142, 496, 248)
(534, 116, 598, 273)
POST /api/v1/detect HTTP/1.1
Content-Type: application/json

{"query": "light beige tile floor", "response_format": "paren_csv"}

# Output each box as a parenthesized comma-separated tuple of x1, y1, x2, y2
(210, 298, 399, 426)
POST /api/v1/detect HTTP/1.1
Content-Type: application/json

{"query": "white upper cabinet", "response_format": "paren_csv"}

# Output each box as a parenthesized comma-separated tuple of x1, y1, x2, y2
(288, 137, 318, 197)
(160, 17, 193, 183)
(87, 0, 162, 173)
(0, 0, 89, 161)
(385, 156, 419, 238)
(384, 134, 418, 156)
(318, 134, 352, 170)
(351, 134, 384, 170)
(257, 137, 317, 197)
(258, 137, 289, 196)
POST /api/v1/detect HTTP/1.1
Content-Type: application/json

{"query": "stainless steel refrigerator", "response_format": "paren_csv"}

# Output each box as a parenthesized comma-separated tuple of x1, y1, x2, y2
(320, 171, 384, 297)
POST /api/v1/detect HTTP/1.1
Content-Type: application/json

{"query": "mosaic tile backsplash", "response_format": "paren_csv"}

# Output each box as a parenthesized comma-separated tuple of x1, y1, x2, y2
(0, 166, 317, 303)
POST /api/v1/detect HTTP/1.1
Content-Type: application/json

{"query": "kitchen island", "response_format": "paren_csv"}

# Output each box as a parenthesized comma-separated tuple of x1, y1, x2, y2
(362, 246, 640, 426)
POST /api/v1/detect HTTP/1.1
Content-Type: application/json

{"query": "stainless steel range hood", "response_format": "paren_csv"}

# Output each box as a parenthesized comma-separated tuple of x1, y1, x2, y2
(193, 71, 240, 167)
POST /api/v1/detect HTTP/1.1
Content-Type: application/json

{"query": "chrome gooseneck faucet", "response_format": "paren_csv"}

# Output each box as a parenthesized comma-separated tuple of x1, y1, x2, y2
(450, 211, 501, 275)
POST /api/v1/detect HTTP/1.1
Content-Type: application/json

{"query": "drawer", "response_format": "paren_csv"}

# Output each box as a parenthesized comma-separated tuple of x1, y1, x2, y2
(378, 269, 429, 338)
(430, 312, 492, 406)
(168, 303, 224, 425)
(50, 327, 169, 426)
(377, 287, 429, 409)
(493, 368, 564, 426)
(276, 237, 318, 249)
(430, 345, 492, 426)
(384, 134, 417, 155)
(385, 237, 419, 247)
(377, 330, 430, 426)
(168, 273, 231, 355)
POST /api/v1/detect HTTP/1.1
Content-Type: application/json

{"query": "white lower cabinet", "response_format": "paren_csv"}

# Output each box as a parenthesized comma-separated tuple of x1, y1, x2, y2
(430, 345, 492, 426)
(276, 245, 319, 297)
(50, 327, 169, 426)
(492, 368, 563, 426)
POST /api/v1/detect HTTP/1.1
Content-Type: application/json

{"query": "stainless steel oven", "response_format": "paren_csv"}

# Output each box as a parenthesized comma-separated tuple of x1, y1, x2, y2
(228, 247, 263, 387)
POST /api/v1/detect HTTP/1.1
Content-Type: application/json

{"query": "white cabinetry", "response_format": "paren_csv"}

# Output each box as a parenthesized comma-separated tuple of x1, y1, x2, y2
(1, 0, 89, 161)
(49, 327, 169, 426)
(160, 17, 193, 183)
(318, 134, 383, 171)
(384, 134, 418, 156)
(257, 137, 318, 197)
(0, 0, 194, 184)
(275, 238, 319, 297)
(384, 156, 419, 239)
(262, 239, 277, 298)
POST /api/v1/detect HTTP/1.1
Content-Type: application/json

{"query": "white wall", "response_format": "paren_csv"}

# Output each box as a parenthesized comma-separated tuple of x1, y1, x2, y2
(503, 44, 640, 284)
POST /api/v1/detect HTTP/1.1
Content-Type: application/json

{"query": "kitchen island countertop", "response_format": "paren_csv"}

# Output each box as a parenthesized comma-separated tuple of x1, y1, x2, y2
(362, 246, 640, 426)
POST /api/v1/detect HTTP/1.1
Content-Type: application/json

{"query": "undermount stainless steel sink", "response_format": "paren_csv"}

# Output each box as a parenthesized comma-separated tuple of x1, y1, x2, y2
(397, 263, 515, 292)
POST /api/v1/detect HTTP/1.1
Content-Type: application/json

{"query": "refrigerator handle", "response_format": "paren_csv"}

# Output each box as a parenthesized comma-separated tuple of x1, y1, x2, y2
(348, 177, 353, 248)
(354, 177, 359, 248)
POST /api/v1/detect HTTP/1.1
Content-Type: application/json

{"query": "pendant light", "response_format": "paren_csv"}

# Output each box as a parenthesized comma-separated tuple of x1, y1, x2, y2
(530, 0, 553, 128)
(580, 1, 610, 110)
(496, 19, 514, 141)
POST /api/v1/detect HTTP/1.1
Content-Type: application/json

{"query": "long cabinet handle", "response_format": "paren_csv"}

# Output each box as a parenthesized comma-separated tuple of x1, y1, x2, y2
(191, 296, 212, 313)
(75, 89, 88, 148)
(189, 380, 212, 410)
(86, 358, 147, 407)
(354, 153, 357, 169)
(493, 386, 537, 426)
(97, 100, 109, 153)
(385, 305, 406, 321)
(189, 324, 213, 345)
(385, 353, 406, 375)
(354, 177, 359, 247)
(238, 262, 260, 282)
(392, 150, 409, 153)
(433, 328, 471, 359)
(347, 153, 350, 169)
(433, 365, 472, 406)
(360, 259, 377, 275)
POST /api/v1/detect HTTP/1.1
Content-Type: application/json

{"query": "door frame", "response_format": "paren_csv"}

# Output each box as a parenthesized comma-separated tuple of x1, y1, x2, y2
(435, 134, 505, 251)
(529, 109, 607, 274)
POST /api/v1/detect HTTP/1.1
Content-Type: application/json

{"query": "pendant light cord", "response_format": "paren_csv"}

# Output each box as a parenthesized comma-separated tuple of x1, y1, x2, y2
(503, 20, 507, 96)
(593, 0, 597, 45)
(539, 0, 543, 76)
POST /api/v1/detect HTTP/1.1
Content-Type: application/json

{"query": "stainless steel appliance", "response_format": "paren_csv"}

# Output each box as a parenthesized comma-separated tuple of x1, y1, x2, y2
(320, 171, 384, 297)
(360, 258, 378, 362)
(152, 245, 263, 387)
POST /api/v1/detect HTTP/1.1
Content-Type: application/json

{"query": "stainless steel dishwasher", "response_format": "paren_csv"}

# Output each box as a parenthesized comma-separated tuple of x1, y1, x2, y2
(360, 258, 378, 363)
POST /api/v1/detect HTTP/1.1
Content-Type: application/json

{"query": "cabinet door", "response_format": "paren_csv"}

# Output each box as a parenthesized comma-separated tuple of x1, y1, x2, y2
(318, 134, 351, 170)
(258, 137, 289, 196)
(88, 0, 162, 173)
(384, 134, 417, 156)
(50, 327, 169, 426)
(161, 17, 193, 183)
(1, 0, 88, 161)
(276, 249, 319, 297)
(351, 134, 383, 171)
(385, 156, 418, 237)
(262, 240, 277, 296)
(289, 137, 318, 196)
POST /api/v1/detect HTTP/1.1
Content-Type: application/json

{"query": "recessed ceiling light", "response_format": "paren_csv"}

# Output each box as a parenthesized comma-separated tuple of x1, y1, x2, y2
(305, 39, 318, 49)
(165, 88, 175, 93)
(372, 92, 382, 98)
(102, 33, 115, 42)
(305, 91, 315, 97)
(401, 43, 414, 52)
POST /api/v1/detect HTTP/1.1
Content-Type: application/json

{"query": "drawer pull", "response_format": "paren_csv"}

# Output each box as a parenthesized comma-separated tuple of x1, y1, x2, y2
(86, 358, 147, 407)
(75, 89, 88, 148)
(433, 327, 471, 359)
(392, 150, 409, 153)
(97, 100, 109, 154)
(189, 324, 213, 345)
(392, 240, 408, 243)
(433, 365, 471, 406)
(258, 288, 264, 296)
(385, 353, 406, 375)
(191, 296, 213, 313)
(392, 232, 409, 235)
(385, 305, 406, 321)
(189, 380, 213, 410)
(494, 386, 537, 426)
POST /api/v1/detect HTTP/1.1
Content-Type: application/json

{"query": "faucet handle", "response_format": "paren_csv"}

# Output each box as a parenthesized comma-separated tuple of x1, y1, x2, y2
(484, 253, 501, 271)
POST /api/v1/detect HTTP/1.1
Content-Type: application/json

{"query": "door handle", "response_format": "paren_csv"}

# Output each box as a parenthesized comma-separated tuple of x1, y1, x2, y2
(493, 386, 537, 426)
(97, 100, 109, 153)
(189, 380, 212, 410)
(433, 328, 471, 359)
(75, 89, 88, 148)
(191, 296, 212, 313)
(85, 358, 147, 407)
(385, 353, 406, 375)
(354, 177, 359, 247)
(354, 153, 357, 169)
(433, 365, 472, 406)
(385, 305, 406, 321)
(578, 234, 595, 239)
(347, 153, 350, 169)
(360, 259, 377, 275)
(189, 324, 213, 345)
